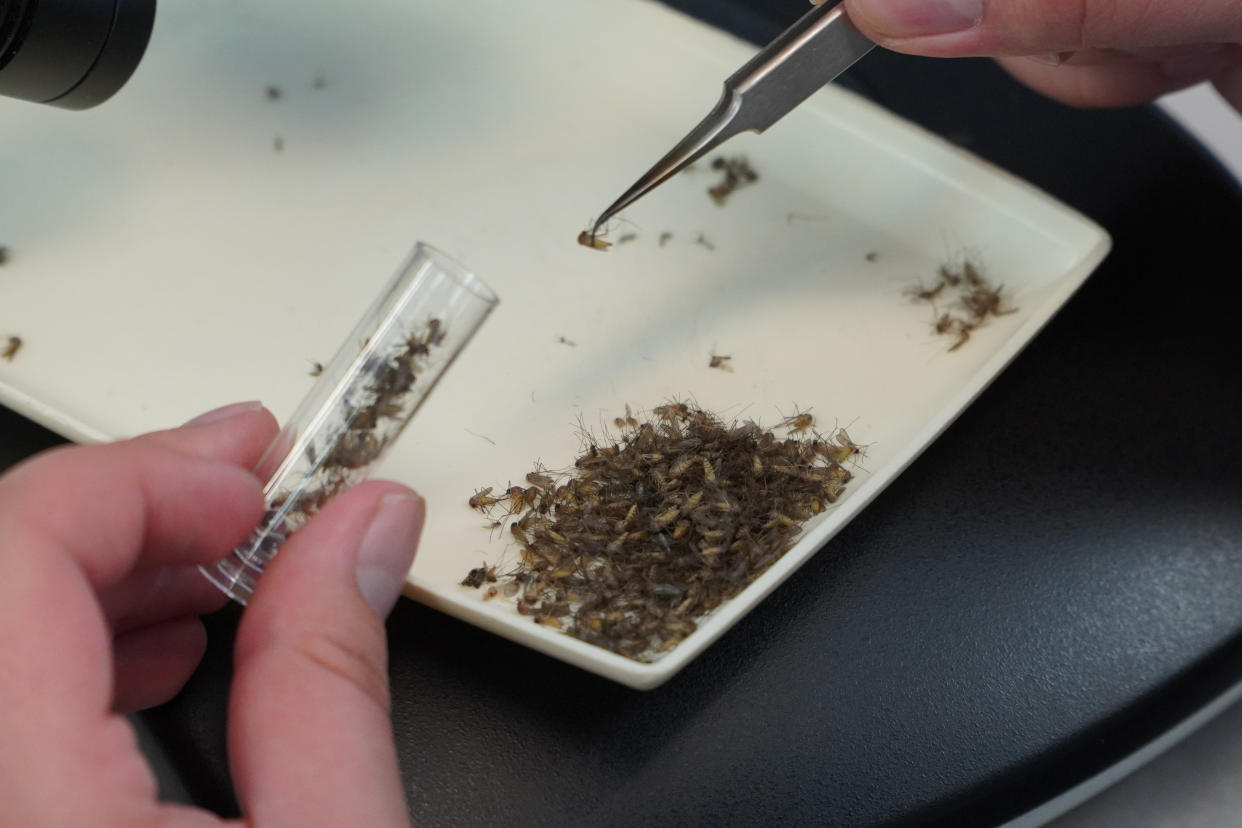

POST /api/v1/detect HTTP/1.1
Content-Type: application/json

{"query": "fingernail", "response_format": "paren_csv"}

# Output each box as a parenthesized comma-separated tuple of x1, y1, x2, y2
(355, 492, 422, 617)
(184, 400, 264, 426)
(855, 0, 983, 38)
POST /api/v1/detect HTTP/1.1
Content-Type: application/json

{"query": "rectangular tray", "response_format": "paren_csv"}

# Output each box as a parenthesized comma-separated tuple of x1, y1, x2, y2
(0, 0, 1109, 688)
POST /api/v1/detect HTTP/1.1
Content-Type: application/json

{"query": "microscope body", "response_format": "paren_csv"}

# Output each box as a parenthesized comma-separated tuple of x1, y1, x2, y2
(0, 0, 155, 109)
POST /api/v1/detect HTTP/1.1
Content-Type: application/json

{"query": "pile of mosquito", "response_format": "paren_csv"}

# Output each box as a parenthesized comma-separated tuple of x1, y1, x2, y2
(462, 402, 859, 661)
(910, 258, 1017, 351)
(274, 318, 446, 519)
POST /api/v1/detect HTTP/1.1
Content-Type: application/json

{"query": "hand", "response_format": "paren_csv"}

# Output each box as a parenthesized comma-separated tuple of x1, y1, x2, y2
(834, 0, 1242, 112)
(0, 402, 423, 826)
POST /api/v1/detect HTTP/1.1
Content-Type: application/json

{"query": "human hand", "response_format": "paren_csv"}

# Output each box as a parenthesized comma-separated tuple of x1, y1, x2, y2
(833, 0, 1242, 112)
(0, 402, 423, 826)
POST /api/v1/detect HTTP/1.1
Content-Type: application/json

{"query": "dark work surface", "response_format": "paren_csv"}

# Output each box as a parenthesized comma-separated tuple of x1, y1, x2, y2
(4, 1, 1242, 826)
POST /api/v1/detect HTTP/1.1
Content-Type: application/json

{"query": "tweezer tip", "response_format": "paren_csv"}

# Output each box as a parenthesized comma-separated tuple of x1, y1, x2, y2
(586, 92, 742, 241)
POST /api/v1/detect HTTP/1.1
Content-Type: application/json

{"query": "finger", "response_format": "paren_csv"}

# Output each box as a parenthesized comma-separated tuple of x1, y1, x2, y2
(100, 564, 229, 634)
(112, 617, 208, 712)
(995, 54, 1209, 108)
(143, 400, 279, 470)
(229, 481, 422, 826)
(0, 438, 263, 736)
(0, 440, 264, 590)
(843, 0, 1242, 57)
(0, 407, 273, 825)
(103, 567, 228, 713)
(90, 403, 276, 622)
(1214, 57, 1242, 114)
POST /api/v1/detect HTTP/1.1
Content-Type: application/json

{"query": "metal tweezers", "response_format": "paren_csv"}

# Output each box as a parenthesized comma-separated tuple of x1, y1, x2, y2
(590, 0, 874, 237)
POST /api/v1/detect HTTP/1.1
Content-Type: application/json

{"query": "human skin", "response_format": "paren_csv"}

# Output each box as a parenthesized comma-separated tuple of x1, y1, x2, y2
(0, 402, 422, 826)
(830, 0, 1242, 112)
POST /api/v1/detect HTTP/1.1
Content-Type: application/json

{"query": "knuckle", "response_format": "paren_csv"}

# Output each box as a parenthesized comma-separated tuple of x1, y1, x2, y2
(1081, 0, 1125, 47)
(993, 0, 1118, 53)
(290, 626, 391, 712)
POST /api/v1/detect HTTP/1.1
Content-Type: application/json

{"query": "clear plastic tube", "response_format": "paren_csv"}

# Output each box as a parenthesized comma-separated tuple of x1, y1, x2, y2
(200, 243, 498, 604)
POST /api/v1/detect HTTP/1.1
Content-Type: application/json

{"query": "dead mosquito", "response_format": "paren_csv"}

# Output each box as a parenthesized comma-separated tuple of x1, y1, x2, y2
(910, 281, 947, 302)
(917, 257, 1018, 353)
(612, 404, 639, 430)
(707, 155, 759, 206)
(934, 314, 976, 352)
(468, 486, 503, 510)
(525, 471, 556, 491)
(962, 286, 1018, 319)
(577, 228, 612, 251)
(272, 316, 446, 522)
(962, 261, 984, 286)
(2, 336, 21, 361)
(460, 563, 497, 588)
(425, 317, 446, 346)
(327, 430, 381, 469)
(780, 408, 815, 434)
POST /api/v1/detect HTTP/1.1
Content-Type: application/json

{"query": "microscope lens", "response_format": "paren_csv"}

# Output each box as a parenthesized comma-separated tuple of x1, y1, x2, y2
(0, 0, 155, 109)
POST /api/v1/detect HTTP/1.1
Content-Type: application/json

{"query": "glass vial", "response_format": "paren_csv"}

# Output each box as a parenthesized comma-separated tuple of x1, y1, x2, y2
(201, 242, 499, 604)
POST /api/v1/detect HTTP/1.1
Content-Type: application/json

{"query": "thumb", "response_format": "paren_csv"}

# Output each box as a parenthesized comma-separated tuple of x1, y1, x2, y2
(227, 481, 423, 826)
(1216, 60, 1242, 113)
(842, 0, 1242, 56)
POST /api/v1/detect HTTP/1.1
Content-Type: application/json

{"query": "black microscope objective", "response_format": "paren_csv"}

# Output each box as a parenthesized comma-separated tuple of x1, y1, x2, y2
(0, 0, 155, 109)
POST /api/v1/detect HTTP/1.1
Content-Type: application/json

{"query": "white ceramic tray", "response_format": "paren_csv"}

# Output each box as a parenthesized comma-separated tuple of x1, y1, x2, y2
(0, 0, 1109, 688)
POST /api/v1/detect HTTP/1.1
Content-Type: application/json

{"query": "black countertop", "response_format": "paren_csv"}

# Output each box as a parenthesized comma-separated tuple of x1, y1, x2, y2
(5, 2, 1242, 825)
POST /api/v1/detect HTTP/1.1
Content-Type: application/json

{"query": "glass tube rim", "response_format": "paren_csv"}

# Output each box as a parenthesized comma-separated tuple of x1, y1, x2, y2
(415, 242, 500, 307)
